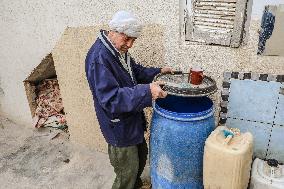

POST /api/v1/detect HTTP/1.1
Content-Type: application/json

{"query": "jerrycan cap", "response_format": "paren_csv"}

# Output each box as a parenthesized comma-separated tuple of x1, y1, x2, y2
(267, 159, 279, 167)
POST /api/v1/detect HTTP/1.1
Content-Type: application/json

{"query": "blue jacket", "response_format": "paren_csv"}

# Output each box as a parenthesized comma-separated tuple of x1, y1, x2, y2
(85, 30, 161, 147)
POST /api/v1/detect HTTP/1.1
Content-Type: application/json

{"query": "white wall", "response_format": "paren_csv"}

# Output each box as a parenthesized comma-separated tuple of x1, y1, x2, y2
(0, 0, 110, 125)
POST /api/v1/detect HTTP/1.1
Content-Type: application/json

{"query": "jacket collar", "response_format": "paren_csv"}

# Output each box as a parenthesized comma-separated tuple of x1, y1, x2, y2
(98, 30, 124, 59)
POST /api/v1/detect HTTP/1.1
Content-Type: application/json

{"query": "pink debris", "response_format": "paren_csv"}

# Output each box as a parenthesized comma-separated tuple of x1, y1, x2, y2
(32, 79, 66, 128)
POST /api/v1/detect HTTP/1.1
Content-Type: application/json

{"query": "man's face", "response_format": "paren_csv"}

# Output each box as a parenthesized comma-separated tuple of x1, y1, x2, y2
(108, 31, 136, 53)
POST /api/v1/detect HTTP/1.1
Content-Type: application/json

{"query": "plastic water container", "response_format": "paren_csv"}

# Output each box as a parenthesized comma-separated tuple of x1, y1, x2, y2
(250, 158, 284, 189)
(203, 126, 253, 189)
(150, 95, 215, 189)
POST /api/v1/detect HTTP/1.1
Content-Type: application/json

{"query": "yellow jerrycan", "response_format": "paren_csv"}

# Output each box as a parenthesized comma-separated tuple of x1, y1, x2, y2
(203, 126, 253, 189)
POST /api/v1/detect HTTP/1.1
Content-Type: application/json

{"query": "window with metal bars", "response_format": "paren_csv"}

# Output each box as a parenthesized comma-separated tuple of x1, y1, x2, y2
(184, 0, 248, 47)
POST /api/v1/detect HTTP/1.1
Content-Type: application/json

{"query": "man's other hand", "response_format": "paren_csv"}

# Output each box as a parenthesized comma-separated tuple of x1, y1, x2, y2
(161, 67, 173, 74)
(150, 81, 167, 100)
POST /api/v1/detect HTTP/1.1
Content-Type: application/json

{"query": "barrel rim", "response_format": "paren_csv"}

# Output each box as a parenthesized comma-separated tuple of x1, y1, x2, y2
(153, 101, 214, 121)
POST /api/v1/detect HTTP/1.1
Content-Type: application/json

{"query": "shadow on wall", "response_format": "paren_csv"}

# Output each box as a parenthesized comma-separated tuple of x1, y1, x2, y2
(0, 77, 4, 111)
(0, 77, 4, 97)
(257, 4, 284, 56)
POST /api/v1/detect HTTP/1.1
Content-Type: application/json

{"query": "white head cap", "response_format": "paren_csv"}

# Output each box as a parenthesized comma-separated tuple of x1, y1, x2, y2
(109, 10, 143, 38)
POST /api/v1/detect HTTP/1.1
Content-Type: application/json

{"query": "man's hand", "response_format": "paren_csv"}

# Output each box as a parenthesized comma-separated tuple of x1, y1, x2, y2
(150, 81, 167, 100)
(161, 67, 173, 74)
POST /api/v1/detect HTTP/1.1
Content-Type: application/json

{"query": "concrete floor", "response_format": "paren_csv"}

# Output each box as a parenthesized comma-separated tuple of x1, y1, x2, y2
(0, 115, 135, 189)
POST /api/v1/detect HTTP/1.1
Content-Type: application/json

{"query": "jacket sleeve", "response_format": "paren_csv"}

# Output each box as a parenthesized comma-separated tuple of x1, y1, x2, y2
(89, 54, 153, 115)
(130, 57, 161, 84)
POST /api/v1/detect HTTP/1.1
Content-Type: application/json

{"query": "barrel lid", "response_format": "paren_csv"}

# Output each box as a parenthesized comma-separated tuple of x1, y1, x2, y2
(154, 72, 217, 97)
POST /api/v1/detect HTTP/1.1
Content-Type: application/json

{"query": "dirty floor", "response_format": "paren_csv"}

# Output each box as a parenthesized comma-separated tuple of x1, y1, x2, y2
(0, 115, 117, 189)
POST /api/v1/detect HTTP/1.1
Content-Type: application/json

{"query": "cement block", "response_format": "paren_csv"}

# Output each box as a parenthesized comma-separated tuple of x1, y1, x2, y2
(24, 54, 57, 117)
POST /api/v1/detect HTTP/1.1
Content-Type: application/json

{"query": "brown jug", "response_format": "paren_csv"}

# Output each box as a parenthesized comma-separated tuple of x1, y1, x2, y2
(189, 67, 203, 85)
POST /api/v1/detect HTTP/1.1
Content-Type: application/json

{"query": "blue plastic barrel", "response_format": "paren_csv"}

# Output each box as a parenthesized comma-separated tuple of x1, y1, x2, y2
(150, 95, 215, 189)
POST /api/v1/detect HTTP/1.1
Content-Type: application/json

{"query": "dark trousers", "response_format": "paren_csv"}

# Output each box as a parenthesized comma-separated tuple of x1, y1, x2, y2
(108, 139, 148, 189)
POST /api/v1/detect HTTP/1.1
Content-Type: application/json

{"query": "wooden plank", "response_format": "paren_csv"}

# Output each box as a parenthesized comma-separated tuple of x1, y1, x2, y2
(194, 9, 236, 16)
(196, 2, 236, 8)
(230, 0, 247, 47)
(194, 21, 234, 29)
(194, 17, 235, 25)
(194, 13, 235, 20)
(195, 5, 236, 12)
(192, 27, 232, 46)
(196, 0, 237, 2)
(194, 25, 232, 33)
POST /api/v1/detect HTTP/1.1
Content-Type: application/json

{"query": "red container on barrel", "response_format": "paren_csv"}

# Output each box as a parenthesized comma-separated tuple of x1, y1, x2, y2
(189, 67, 203, 85)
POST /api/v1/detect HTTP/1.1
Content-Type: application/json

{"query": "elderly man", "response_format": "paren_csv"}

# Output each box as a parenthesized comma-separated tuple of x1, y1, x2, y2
(85, 11, 171, 189)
